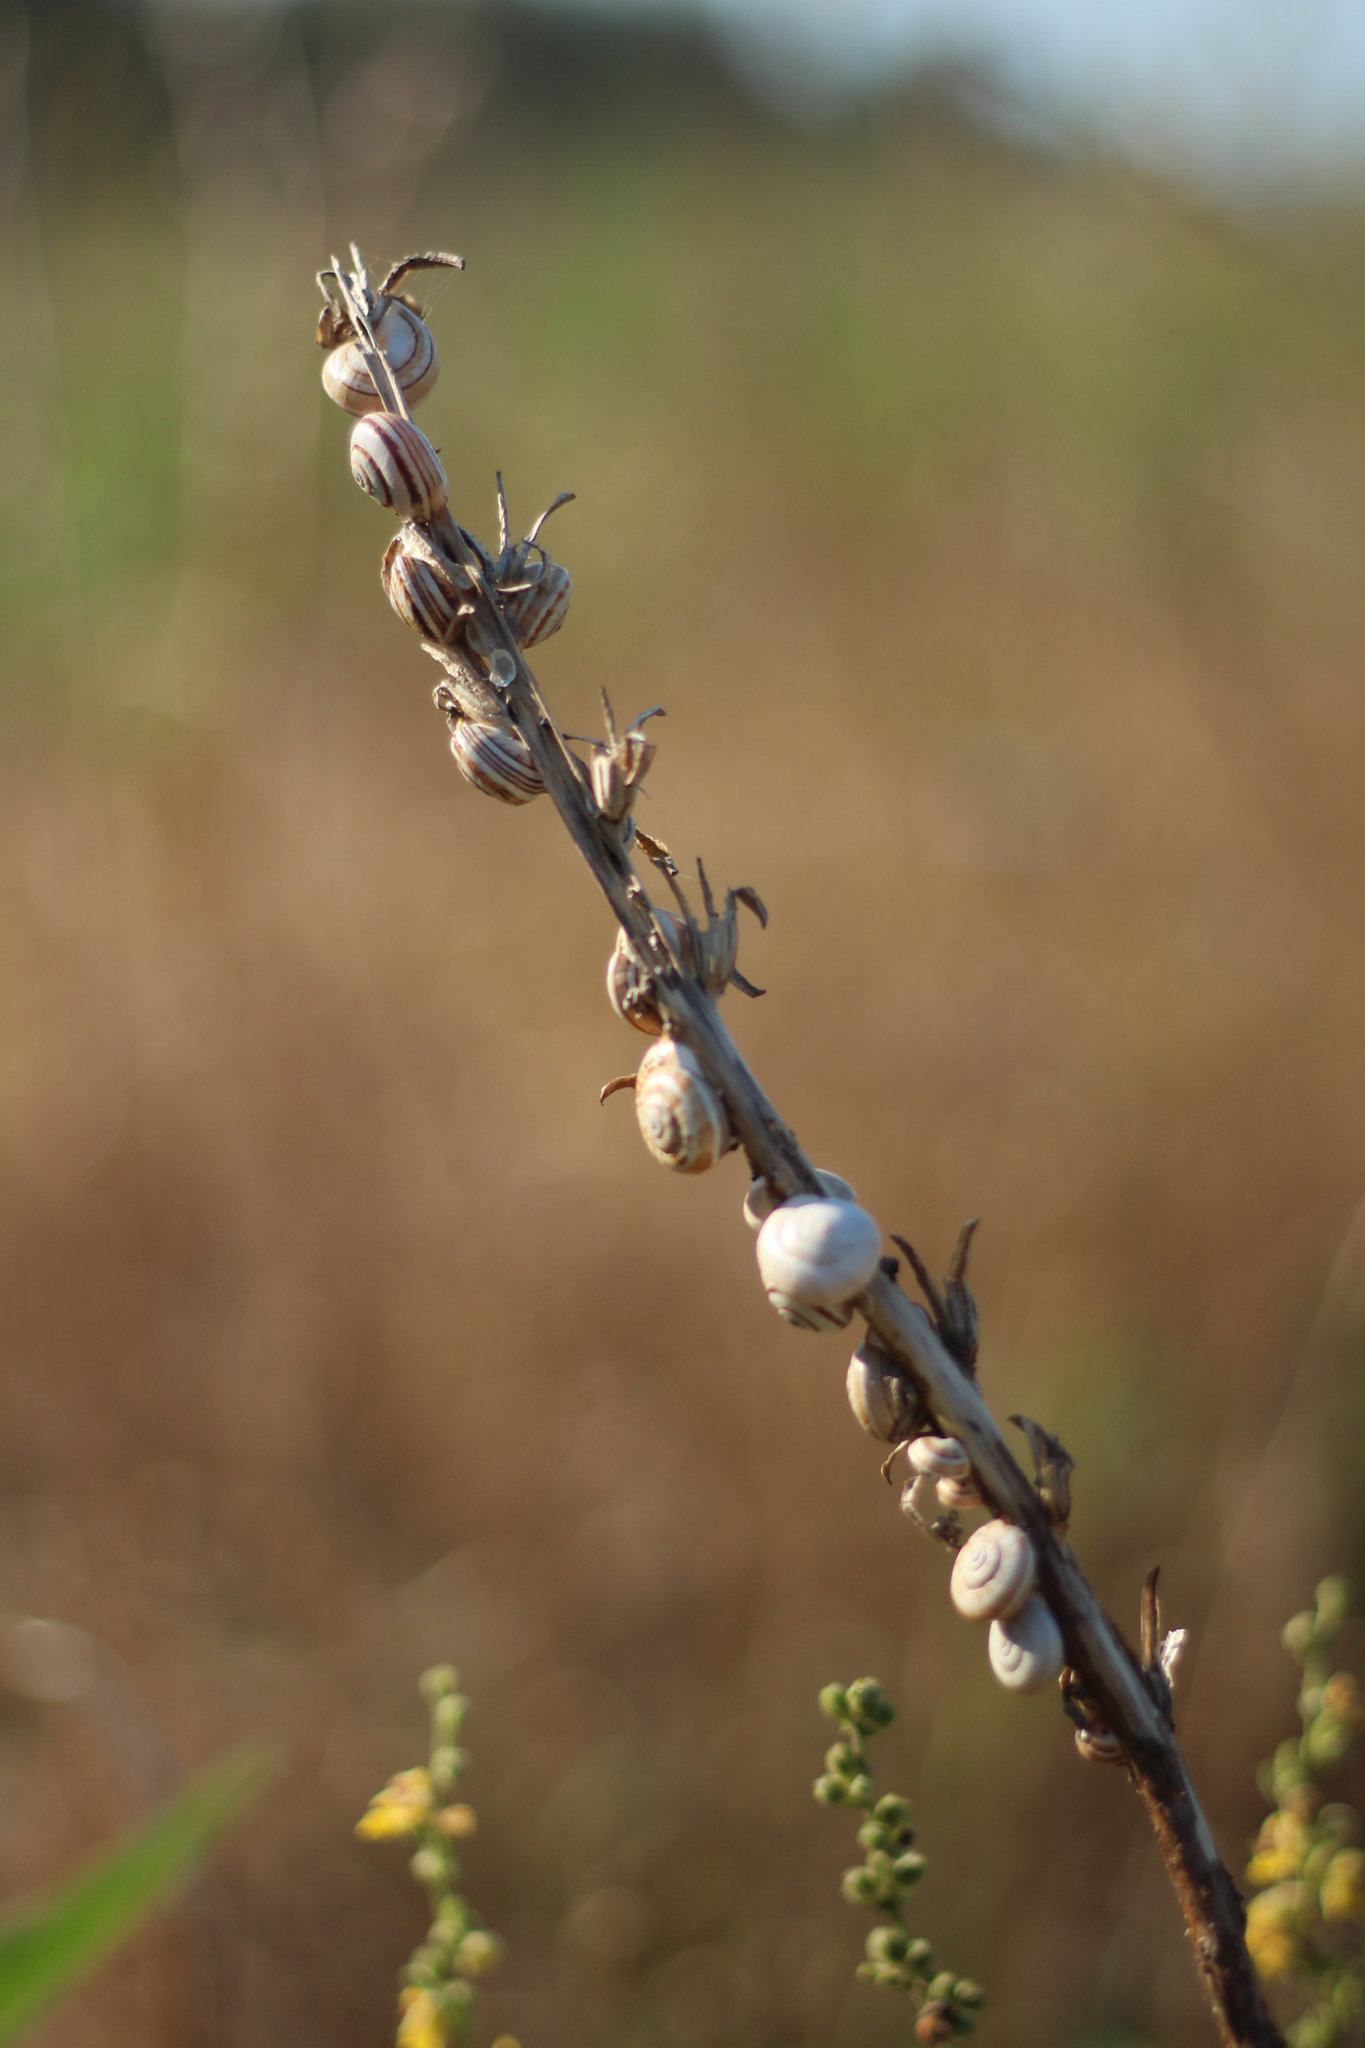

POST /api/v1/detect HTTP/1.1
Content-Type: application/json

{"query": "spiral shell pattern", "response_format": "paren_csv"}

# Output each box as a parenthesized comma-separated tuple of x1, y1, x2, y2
(323, 301, 440, 416)
(350, 414, 448, 522)
(755, 1197, 882, 1331)
(846, 1342, 916, 1442)
(382, 530, 465, 642)
(449, 719, 544, 805)
(908, 1435, 971, 1483)
(504, 560, 571, 647)
(987, 1596, 1065, 1693)
(634, 1039, 728, 1173)
(743, 1170, 856, 1232)
(936, 1475, 983, 1511)
(949, 1519, 1036, 1622)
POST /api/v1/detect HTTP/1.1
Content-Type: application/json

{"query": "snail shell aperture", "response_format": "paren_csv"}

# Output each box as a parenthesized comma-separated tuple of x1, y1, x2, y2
(634, 1039, 729, 1173)
(350, 413, 448, 522)
(755, 1197, 882, 1331)
(323, 300, 440, 416)
(949, 1519, 1036, 1622)
(987, 1596, 1064, 1693)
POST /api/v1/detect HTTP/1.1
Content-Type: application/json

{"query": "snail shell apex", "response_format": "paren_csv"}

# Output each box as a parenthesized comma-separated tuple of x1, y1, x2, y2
(350, 413, 448, 522)
(323, 300, 439, 416)
(949, 1519, 1036, 1622)
(987, 1597, 1065, 1693)
(449, 719, 544, 805)
(756, 1198, 882, 1331)
(634, 1039, 728, 1173)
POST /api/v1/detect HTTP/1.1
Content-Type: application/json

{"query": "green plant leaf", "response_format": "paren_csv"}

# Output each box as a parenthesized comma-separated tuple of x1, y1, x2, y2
(0, 1749, 267, 2041)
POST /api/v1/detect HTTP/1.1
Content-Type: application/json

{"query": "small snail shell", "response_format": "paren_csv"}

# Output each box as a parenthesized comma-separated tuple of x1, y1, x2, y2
(756, 1197, 882, 1331)
(350, 414, 448, 522)
(846, 1341, 918, 1442)
(908, 1435, 971, 1483)
(743, 1170, 856, 1232)
(605, 915, 683, 1037)
(382, 529, 466, 642)
(987, 1596, 1065, 1693)
(634, 1039, 729, 1173)
(936, 1475, 983, 1511)
(503, 559, 571, 648)
(1075, 1725, 1125, 1765)
(449, 719, 544, 805)
(949, 1519, 1036, 1622)
(323, 301, 440, 416)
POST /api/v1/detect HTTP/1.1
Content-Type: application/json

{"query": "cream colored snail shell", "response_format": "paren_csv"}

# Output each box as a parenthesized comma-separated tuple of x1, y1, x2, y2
(935, 1475, 983, 1511)
(382, 529, 465, 642)
(846, 1342, 916, 1442)
(350, 414, 448, 522)
(323, 300, 440, 416)
(908, 1435, 971, 1483)
(756, 1197, 882, 1331)
(743, 1170, 856, 1232)
(449, 719, 544, 805)
(987, 1596, 1065, 1693)
(503, 559, 571, 648)
(605, 918, 681, 1037)
(634, 1038, 728, 1174)
(949, 1519, 1036, 1622)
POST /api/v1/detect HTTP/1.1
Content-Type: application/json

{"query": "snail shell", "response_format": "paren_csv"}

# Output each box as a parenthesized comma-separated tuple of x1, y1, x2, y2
(449, 719, 544, 805)
(949, 1519, 1036, 1622)
(743, 1170, 856, 1232)
(756, 1197, 882, 1331)
(382, 528, 466, 642)
(908, 1435, 971, 1483)
(846, 1341, 918, 1442)
(987, 1596, 1065, 1693)
(936, 1475, 983, 1511)
(350, 414, 448, 521)
(1075, 1725, 1125, 1765)
(503, 560, 571, 647)
(605, 914, 687, 1037)
(323, 300, 440, 416)
(634, 1039, 729, 1173)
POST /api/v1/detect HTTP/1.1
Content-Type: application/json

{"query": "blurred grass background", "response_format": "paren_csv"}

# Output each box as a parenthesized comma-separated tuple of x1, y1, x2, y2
(4, 2, 1365, 2043)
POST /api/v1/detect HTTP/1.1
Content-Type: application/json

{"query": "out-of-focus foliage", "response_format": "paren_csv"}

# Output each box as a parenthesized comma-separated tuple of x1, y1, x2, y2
(5, 4, 1365, 2046)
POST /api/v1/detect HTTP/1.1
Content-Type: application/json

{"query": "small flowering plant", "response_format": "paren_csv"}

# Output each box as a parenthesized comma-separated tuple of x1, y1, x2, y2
(356, 1666, 509, 2048)
(814, 1677, 985, 2044)
(1245, 1580, 1365, 2048)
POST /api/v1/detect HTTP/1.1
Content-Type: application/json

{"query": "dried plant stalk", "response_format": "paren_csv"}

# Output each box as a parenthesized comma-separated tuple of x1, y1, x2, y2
(318, 246, 1284, 2048)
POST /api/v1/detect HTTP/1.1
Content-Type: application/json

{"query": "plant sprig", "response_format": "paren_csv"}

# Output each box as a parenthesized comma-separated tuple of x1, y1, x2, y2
(815, 1678, 985, 2044)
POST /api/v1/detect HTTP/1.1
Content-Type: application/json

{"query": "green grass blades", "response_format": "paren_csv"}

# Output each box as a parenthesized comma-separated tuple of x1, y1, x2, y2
(0, 1749, 266, 2042)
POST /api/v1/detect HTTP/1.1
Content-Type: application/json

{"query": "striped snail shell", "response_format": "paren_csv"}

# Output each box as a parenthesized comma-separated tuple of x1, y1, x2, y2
(634, 1038, 729, 1174)
(908, 1436, 971, 1483)
(936, 1475, 983, 1511)
(323, 300, 440, 416)
(382, 528, 467, 642)
(755, 1197, 882, 1331)
(503, 559, 571, 648)
(350, 414, 448, 522)
(605, 913, 687, 1037)
(743, 1170, 856, 1232)
(449, 718, 544, 806)
(949, 1519, 1036, 1622)
(846, 1341, 917, 1442)
(987, 1596, 1065, 1694)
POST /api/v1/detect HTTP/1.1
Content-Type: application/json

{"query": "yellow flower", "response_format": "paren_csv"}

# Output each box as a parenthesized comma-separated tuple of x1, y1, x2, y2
(1321, 1848, 1365, 1923)
(356, 1768, 435, 1841)
(397, 1987, 447, 2048)
(1246, 1882, 1310, 1981)
(436, 1803, 477, 1839)
(1246, 1811, 1312, 1887)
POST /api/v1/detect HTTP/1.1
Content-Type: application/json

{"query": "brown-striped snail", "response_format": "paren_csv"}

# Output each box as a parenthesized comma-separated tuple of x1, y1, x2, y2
(755, 1197, 883, 1331)
(987, 1596, 1065, 1693)
(350, 413, 448, 522)
(935, 1475, 984, 1511)
(382, 526, 471, 642)
(490, 476, 574, 648)
(845, 1339, 920, 1442)
(606, 916, 685, 1037)
(633, 1038, 729, 1173)
(948, 1519, 1036, 1622)
(317, 250, 462, 415)
(447, 716, 544, 806)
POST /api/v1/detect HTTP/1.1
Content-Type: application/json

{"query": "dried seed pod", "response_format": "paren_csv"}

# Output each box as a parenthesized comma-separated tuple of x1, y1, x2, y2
(449, 718, 544, 806)
(323, 300, 440, 416)
(756, 1197, 882, 1331)
(949, 1519, 1036, 1622)
(743, 1170, 856, 1232)
(908, 1435, 972, 1483)
(935, 1475, 983, 1511)
(988, 1596, 1065, 1693)
(634, 1038, 728, 1173)
(503, 558, 572, 648)
(846, 1341, 918, 1442)
(382, 528, 468, 641)
(350, 414, 448, 521)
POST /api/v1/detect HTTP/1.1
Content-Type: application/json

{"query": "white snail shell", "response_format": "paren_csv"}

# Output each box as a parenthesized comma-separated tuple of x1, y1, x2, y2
(634, 1039, 728, 1173)
(987, 1596, 1065, 1693)
(323, 301, 440, 416)
(449, 719, 544, 805)
(846, 1342, 917, 1442)
(503, 560, 571, 647)
(949, 1519, 1036, 1622)
(936, 1475, 983, 1511)
(908, 1435, 971, 1483)
(743, 1170, 856, 1232)
(382, 528, 465, 641)
(756, 1197, 882, 1331)
(350, 414, 448, 521)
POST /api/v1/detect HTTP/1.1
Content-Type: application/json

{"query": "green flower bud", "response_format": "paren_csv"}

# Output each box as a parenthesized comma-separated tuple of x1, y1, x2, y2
(401, 1945, 444, 1989)
(432, 1896, 472, 1943)
(928, 1971, 958, 2003)
(409, 1844, 451, 1890)
(453, 1929, 505, 1979)
(865, 1926, 911, 1966)
(1315, 1578, 1351, 1635)
(857, 1820, 891, 1854)
(813, 1774, 848, 1804)
(846, 1678, 895, 1733)
(1307, 1714, 1353, 1771)
(906, 1938, 935, 1973)
(844, 1774, 874, 1807)
(430, 1745, 470, 1794)
(893, 1850, 928, 1890)
(1272, 1738, 1310, 1803)
(874, 1793, 913, 1830)
(951, 1980, 986, 2011)
(858, 1960, 911, 1989)
(432, 1694, 471, 1747)
(1282, 1613, 1317, 1663)
(819, 1683, 851, 1723)
(825, 1742, 861, 1778)
(420, 1664, 461, 1705)
(841, 1865, 882, 1908)
(438, 1979, 476, 2024)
